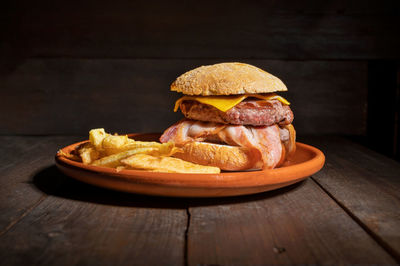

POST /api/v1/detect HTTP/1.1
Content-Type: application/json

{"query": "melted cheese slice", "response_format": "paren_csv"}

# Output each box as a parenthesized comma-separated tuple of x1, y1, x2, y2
(174, 94, 290, 112)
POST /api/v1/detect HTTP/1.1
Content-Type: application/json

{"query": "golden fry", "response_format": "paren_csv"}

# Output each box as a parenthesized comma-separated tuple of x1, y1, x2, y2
(89, 128, 109, 149)
(65, 128, 195, 172)
(78, 143, 100, 164)
(101, 134, 133, 155)
(121, 154, 220, 174)
(151, 142, 182, 156)
(57, 150, 81, 162)
(91, 147, 157, 168)
(102, 139, 181, 156)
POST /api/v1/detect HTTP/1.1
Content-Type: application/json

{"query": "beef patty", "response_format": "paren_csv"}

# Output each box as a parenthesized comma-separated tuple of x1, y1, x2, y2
(180, 99, 294, 126)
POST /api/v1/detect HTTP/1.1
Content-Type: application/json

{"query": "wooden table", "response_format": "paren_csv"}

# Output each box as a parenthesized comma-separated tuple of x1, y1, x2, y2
(0, 135, 399, 265)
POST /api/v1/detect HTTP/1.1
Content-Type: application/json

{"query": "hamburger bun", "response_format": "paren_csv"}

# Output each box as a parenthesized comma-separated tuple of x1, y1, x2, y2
(173, 141, 263, 171)
(171, 62, 287, 96)
(172, 124, 296, 171)
(162, 62, 295, 171)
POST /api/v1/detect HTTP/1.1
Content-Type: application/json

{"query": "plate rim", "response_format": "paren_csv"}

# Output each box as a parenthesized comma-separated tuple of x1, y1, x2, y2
(55, 133, 325, 190)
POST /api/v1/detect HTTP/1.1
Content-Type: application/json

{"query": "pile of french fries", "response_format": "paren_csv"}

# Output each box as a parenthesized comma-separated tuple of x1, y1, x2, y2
(59, 128, 220, 174)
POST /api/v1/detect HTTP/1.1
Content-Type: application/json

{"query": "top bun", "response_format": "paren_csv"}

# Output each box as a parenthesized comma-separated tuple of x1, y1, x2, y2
(171, 62, 287, 96)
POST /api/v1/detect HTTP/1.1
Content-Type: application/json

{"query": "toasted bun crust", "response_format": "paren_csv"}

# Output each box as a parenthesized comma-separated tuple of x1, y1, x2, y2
(172, 124, 296, 171)
(173, 142, 263, 171)
(171, 62, 287, 96)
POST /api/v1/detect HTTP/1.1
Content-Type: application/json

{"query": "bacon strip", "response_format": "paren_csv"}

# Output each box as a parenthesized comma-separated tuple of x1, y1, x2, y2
(160, 119, 225, 144)
(282, 124, 296, 158)
(160, 119, 287, 169)
(250, 125, 283, 168)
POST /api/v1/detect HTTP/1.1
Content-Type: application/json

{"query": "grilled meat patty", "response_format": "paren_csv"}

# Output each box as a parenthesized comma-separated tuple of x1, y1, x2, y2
(180, 99, 294, 126)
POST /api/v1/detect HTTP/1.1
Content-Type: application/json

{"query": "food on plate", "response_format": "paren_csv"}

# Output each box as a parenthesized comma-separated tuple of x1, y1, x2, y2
(77, 142, 100, 164)
(121, 154, 220, 173)
(58, 128, 220, 173)
(57, 150, 81, 162)
(89, 128, 108, 149)
(160, 62, 296, 171)
(91, 147, 158, 167)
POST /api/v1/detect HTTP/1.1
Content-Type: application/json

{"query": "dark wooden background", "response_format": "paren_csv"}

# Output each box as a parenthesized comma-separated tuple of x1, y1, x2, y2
(1, 0, 400, 159)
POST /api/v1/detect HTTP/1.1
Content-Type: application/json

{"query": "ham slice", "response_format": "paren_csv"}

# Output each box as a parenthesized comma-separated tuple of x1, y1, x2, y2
(160, 119, 224, 144)
(160, 119, 289, 169)
(250, 125, 283, 168)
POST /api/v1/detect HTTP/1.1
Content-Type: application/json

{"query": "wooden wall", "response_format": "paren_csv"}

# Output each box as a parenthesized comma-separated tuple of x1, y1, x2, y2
(4, 0, 400, 59)
(1, 1, 399, 140)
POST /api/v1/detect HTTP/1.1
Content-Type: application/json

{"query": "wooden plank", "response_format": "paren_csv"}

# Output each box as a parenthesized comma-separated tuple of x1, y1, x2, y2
(266, 0, 400, 15)
(0, 136, 80, 233)
(0, 136, 187, 265)
(0, 194, 187, 265)
(0, 59, 367, 135)
(0, 136, 80, 178)
(3, 1, 400, 59)
(186, 179, 396, 264)
(0, 135, 399, 264)
(304, 136, 400, 260)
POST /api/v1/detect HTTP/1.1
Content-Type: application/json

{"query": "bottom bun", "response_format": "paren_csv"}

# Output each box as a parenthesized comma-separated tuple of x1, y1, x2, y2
(173, 142, 263, 171)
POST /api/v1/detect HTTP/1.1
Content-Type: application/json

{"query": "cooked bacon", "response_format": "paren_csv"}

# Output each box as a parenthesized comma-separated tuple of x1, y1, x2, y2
(250, 125, 283, 168)
(279, 127, 289, 142)
(160, 119, 288, 169)
(159, 119, 185, 143)
(188, 121, 225, 139)
(216, 125, 282, 168)
(160, 119, 224, 144)
(282, 124, 296, 158)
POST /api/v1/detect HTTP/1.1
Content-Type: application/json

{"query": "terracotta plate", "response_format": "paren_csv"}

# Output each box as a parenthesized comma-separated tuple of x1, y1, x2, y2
(55, 133, 325, 197)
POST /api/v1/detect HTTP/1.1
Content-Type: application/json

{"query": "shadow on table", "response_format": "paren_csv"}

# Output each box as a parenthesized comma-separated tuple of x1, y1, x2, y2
(32, 165, 306, 209)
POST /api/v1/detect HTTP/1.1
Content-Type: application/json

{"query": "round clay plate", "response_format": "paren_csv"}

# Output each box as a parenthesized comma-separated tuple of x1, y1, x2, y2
(55, 133, 325, 197)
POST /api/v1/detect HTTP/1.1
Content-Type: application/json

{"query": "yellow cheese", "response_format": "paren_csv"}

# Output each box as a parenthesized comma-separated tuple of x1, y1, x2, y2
(174, 94, 290, 112)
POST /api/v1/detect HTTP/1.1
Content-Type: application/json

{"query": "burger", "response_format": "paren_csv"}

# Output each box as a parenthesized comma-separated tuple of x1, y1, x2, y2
(160, 62, 296, 171)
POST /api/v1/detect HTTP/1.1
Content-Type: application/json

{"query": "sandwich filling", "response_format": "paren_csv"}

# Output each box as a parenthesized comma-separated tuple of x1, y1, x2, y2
(180, 99, 293, 126)
(160, 119, 295, 169)
(174, 93, 290, 113)
(163, 63, 295, 170)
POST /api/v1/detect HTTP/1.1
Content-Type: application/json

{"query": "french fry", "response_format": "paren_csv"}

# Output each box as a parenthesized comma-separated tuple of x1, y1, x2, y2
(102, 135, 130, 148)
(121, 154, 220, 174)
(91, 147, 157, 168)
(102, 138, 181, 156)
(60, 128, 212, 173)
(57, 150, 81, 162)
(89, 128, 109, 150)
(101, 134, 133, 155)
(147, 141, 182, 157)
(78, 143, 100, 164)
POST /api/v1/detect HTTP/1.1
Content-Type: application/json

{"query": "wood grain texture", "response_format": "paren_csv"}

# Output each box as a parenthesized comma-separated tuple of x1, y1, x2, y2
(0, 136, 80, 234)
(0, 136, 399, 264)
(4, 0, 400, 59)
(186, 179, 396, 265)
(0, 195, 187, 266)
(304, 136, 400, 261)
(0, 59, 367, 135)
(0, 136, 187, 266)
